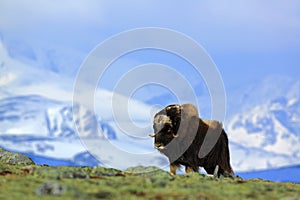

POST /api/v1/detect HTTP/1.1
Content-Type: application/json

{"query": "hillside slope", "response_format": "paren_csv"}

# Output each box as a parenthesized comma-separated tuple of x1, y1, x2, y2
(0, 149, 299, 200)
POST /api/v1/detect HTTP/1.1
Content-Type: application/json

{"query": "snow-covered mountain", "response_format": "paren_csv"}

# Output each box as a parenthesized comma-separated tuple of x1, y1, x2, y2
(227, 94, 300, 171)
(0, 94, 168, 168)
(0, 33, 165, 168)
(1, 93, 300, 174)
(0, 95, 116, 139)
(0, 95, 117, 165)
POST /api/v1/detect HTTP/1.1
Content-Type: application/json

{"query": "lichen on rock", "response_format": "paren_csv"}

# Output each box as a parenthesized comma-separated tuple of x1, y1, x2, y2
(0, 148, 34, 165)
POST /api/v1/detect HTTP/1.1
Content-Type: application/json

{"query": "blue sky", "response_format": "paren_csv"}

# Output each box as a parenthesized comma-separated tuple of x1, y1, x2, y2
(1, 0, 300, 112)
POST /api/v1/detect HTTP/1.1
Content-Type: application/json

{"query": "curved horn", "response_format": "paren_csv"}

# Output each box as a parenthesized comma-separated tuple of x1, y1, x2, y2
(149, 133, 156, 138)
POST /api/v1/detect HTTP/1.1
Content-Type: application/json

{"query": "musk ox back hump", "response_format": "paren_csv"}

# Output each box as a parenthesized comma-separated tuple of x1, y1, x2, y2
(181, 103, 199, 119)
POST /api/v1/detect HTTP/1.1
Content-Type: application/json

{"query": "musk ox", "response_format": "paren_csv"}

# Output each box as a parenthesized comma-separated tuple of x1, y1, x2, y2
(150, 104, 234, 177)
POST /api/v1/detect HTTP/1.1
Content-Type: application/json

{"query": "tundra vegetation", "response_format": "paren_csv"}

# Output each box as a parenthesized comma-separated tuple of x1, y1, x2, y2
(0, 148, 299, 200)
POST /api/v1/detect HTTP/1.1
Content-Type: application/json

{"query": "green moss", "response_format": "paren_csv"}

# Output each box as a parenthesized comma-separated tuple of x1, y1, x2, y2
(0, 148, 34, 165)
(0, 151, 300, 199)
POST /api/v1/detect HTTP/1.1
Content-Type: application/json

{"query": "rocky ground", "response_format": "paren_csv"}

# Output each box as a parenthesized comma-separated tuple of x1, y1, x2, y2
(0, 148, 299, 200)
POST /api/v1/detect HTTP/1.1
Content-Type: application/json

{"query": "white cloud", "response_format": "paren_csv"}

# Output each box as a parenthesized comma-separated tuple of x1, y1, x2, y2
(0, 73, 17, 86)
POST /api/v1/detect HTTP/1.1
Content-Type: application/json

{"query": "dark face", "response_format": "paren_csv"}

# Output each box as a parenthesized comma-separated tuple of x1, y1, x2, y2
(152, 114, 174, 150)
(151, 105, 182, 150)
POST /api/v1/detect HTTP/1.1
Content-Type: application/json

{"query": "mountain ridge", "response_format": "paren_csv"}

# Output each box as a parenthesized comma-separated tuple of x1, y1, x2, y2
(1, 94, 300, 175)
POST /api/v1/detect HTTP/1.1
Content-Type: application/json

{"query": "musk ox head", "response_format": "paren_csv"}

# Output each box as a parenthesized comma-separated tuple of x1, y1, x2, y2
(150, 104, 199, 150)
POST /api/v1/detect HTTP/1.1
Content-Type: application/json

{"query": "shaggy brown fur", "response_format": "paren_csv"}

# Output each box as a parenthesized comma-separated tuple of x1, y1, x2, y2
(151, 104, 234, 177)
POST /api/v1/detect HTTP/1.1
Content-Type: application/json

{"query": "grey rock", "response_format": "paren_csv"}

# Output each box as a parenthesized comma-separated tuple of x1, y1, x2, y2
(35, 181, 65, 196)
(0, 148, 34, 165)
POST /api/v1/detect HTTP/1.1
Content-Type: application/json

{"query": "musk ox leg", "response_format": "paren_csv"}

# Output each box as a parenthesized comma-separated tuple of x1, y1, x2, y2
(217, 167, 234, 178)
(185, 166, 194, 173)
(213, 165, 219, 178)
(204, 166, 215, 176)
(205, 165, 234, 178)
(222, 170, 234, 178)
(170, 163, 179, 176)
(185, 165, 199, 174)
